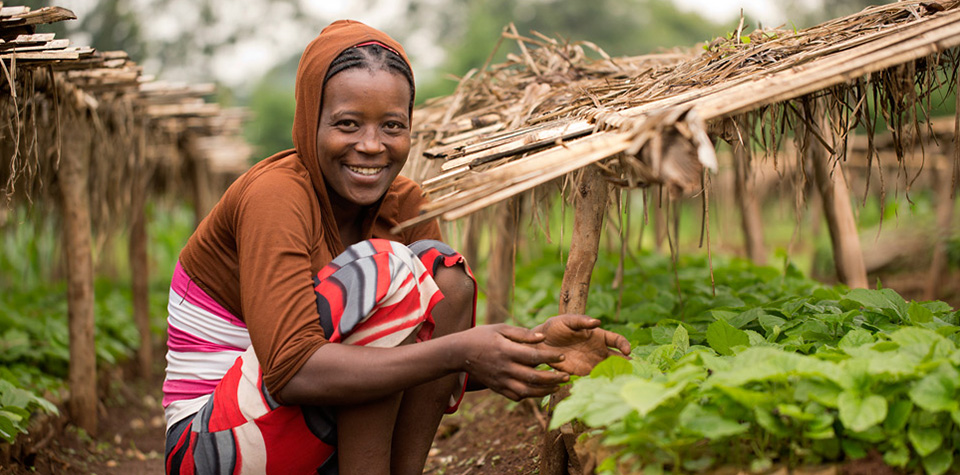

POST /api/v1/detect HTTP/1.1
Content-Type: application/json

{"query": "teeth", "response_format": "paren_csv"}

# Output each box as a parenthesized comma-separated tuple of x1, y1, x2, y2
(347, 165, 384, 176)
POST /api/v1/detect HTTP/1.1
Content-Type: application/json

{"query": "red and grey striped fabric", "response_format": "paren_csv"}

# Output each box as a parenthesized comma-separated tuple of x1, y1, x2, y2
(164, 239, 474, 474)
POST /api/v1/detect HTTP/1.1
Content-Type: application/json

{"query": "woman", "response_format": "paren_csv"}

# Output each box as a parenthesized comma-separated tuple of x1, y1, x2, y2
(162, 20, 630, 475)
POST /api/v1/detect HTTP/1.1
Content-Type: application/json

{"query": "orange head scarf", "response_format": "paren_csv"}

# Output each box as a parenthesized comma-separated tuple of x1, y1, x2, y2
(290, 20, 413, 257)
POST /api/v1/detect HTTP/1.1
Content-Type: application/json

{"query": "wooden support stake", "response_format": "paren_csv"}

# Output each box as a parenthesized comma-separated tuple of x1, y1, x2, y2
(924, 154, 955, 300)
(130, 129, 152, 377)
(486, 196, 520, 324)
(187, 136, 214, 226)
(59, 121, 98, 436)
(732, 124, 767, 264)
(807, 104, 868, 289)
(542, 166, 608, 475)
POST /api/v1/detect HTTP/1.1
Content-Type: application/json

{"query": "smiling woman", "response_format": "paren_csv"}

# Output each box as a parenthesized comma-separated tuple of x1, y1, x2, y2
(317, 67, 412, 243)
(160, 19, 629, 475)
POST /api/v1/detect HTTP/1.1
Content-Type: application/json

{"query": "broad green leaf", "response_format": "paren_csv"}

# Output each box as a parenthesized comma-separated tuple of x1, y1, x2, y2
(795, 379, 841, 407)
(883, 400, 913, 432)
(744, 330, 766, 346)
(837, 391, 887, 432)
(848, 425, 886, 443)
(909, 365, 960, 413)
(706, 320, 749, 356)
(620, 380, 684, 417)
(758, 314, 787, 336)
(651, 326, 676, 345)
(908, 425, 943, 457)
(841, 439, 867, 459)
(716, 385, 773, 407)
(883, 445, 910, 468)
(838, 328, 874, 350)
(671, 325, 689, 358)
(590, 356, 635, 379)
(550, 377, 632, 430)
(754, 407, 788, 436)
(679, 404, 747, 439)
(727, 307, 764, 329)
(922, 448, 954, 475)
(841, 288, 908, 320)
(908, 301, 934, 324)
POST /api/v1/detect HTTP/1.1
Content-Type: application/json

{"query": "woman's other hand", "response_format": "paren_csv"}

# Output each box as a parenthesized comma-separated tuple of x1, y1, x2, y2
(533, 314, 632, 376)
(455, 324, 570, 401)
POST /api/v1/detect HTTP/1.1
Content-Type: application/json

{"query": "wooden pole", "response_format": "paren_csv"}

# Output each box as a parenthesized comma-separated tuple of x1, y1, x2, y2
(486, 196, 520, 324)
(732, 121, 767, 264)
(130, 127, 152, 377)
(924, 154, 955, 300)
(186, 135, 214, 227)
(461, 212, 481, 276)
(807, 103, 868, 289)
(541, 166, 608, 475)
(59, 119, 98, 436)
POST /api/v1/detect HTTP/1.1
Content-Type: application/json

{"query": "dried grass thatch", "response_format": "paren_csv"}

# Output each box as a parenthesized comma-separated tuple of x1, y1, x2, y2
(400, 0, 960, 231)
(0, 4, 252, 233)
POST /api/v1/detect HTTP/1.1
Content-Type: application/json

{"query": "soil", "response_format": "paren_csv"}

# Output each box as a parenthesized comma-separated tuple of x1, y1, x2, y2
(0, 352, 541, 475)
(0, 362, 167, 475)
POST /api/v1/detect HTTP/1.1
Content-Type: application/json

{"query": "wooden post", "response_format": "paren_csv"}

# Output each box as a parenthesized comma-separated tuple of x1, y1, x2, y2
(486, 196, 520, 324)
(186, 135, 214, 227)
(807, 103, 868, 288)
(461, 213, 481, 285)
(924, 154, 955, 300)
(541, 166, 608, 475)
(732, 122, 767, 264)
(130, 128, 152, 377)
(59, 120, 98, 436)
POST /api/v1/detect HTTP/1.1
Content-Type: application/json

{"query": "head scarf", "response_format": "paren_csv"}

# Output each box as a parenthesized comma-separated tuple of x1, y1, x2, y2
(291, 20, 413, 257)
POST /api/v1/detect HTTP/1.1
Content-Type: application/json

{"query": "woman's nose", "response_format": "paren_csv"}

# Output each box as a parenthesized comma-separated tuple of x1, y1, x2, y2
(355, 127, 385, 154)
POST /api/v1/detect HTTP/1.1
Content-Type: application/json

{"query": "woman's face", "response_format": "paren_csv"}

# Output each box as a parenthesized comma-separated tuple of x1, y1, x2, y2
(316, 67, 412, 208)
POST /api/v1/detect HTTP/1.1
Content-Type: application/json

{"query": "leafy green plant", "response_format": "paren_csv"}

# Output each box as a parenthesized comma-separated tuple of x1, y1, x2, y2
(534, 247, 960, 474)
(0, 379, 58, 444)
(0, 202, 192, 444)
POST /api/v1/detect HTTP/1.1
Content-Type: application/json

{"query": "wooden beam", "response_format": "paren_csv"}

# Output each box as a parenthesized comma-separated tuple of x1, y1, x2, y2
(924, 153, 956, 299)
(59, 119, 98, 435)
(130, 129, 152, 378)
(731, 119, 767, 264)
(807, 104, 868, 288)
(486, 196, 520, 324)
(542, 166, 609, 475)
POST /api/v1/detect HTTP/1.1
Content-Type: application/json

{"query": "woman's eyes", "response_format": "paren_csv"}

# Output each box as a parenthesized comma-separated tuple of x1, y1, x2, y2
(335, 119, 359, 129)
(334, 120, 407, 132)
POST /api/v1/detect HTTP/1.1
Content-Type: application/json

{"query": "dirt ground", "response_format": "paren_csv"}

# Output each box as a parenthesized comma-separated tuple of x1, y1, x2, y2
(0, 357, 540, 475)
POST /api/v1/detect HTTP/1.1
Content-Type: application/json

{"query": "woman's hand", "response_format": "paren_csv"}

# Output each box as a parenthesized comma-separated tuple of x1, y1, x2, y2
(454, 324, 571, 401)
(533, 314, 632, 376)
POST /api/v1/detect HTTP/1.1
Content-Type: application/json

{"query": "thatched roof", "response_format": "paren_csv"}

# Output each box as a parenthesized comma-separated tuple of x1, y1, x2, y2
(399, 0, 960, 231)
(0, 4, 250, 228)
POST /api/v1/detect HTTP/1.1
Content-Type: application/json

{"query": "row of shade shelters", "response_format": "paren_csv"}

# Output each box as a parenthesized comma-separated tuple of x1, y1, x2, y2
(0, 3, 252, 438)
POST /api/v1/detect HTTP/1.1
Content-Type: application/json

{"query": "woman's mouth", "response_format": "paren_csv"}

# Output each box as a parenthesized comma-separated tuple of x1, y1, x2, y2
(346, 165, 386, 176)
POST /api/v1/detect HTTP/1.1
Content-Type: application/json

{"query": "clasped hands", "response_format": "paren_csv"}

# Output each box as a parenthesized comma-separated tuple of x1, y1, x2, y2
(462, 314, 631, 401)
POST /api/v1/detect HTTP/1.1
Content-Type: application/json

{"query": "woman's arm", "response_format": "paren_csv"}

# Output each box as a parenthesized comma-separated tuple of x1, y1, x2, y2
(277, 323, 570, 406)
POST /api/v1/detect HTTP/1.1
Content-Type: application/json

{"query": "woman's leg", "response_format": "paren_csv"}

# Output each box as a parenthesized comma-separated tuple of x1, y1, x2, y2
(390, 263, 476, 474)
(336, 333, 414, 475)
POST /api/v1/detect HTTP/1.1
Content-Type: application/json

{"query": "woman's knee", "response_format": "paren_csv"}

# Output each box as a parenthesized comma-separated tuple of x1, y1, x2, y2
(431, 265, 475, 333)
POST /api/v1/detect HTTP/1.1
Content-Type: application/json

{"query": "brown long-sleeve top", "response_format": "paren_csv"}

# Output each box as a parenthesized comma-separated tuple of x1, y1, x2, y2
(177, 20, 440, 402)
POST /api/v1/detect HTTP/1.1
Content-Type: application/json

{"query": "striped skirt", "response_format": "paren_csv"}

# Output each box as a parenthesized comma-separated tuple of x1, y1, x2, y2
(163, 239, 474, 474)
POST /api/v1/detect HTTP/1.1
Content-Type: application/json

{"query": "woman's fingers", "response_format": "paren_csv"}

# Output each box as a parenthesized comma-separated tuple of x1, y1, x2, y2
(604, 329, 632, 355)
(497, 324, 546, 344)
(555, 314, 602, 330)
